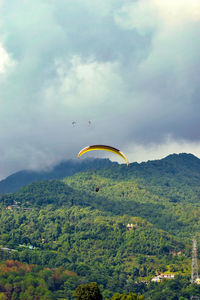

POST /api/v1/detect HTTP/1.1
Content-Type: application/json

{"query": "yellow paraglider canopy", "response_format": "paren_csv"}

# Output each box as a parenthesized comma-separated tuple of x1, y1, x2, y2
(78, 145, 129, 166)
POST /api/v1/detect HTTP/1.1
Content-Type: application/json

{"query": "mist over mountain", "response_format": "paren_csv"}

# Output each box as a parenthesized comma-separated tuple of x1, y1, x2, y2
(0, 158, 114, 194)
(1, 153, 200, 195)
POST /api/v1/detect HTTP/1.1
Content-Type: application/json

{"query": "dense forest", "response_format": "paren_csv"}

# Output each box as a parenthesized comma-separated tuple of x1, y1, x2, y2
(1, 153, 200, 299)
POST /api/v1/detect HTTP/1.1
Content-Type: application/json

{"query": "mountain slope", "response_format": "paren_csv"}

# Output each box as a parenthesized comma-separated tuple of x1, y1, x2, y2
(1, 153, 200, 195)
(1, 153, 199, 298)
(0, 158, 114, 194)
(1, 153, 200, 238)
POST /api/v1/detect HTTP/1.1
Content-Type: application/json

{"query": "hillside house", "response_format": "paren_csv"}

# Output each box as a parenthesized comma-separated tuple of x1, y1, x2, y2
(23, 207, 33, 211)
(127, 223, 137, 230)
(6, 205, 20, 210)
(152, 274, 175, 282)
(169, 249, 185, 256)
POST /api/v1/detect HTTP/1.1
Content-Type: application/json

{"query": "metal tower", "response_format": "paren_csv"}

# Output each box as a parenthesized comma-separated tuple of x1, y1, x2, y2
(191, 236, 199, 283)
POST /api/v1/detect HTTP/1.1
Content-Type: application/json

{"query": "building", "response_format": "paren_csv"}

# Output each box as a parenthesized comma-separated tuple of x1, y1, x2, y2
(6, 205, 20, 210)
(127, 223, 137, 230)
(151, 274, 175, 282)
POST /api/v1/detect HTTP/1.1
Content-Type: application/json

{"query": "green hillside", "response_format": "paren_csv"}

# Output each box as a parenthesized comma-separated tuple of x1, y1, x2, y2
(1, 153, 200, 299)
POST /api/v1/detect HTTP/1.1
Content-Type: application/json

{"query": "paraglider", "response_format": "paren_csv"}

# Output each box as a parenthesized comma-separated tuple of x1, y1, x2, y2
(78, 145, 129, 166)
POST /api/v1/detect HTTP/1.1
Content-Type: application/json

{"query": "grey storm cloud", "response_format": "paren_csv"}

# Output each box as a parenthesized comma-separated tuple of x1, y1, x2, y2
(1, 0, 200, 178)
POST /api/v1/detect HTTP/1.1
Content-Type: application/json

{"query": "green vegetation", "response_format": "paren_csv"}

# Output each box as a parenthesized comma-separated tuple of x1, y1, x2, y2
(0, 153, 200, 299)
(73, 282, 102, 300)
(109, 292, 144, 300)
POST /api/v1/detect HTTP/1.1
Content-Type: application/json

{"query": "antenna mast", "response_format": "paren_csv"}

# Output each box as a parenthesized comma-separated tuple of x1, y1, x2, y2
(191, 236, 199, 283)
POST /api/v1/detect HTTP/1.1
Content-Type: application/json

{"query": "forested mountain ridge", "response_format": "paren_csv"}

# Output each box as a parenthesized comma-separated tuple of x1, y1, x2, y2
(1, 152, 200, 195)
(96, 153, 200, 188)
(1, 153, 200, 299)
(1, 153, 200, 237)
(0, 158, 114, 194)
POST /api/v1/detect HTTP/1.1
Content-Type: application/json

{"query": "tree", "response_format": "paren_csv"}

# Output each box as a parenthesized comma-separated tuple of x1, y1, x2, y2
(74, 282, 102, 300)
(110, 291, 144, 300)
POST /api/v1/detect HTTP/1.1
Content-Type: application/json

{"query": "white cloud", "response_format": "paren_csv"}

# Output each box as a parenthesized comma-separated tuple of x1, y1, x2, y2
(115, 1, 157, 34)
(152, 0, 200, 24)
(126, 137, 200, 163)
(115, 0, 200, 33)
(0, 43, 15, 74)
(54, 56, 123, 114)
(108, 136, 200, 165)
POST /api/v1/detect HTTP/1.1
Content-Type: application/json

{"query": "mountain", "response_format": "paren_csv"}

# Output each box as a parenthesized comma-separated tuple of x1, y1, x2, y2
(1, 153, 200, 196)
(1, 153, 200, 298)
(1, 153, 200, 237)
(0, 158, 114, 194)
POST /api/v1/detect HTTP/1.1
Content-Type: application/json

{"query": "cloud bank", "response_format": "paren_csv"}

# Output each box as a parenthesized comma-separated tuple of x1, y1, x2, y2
(1, 0, 200, 178)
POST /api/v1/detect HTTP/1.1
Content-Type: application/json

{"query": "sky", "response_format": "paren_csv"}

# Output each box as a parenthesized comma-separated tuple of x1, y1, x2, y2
(1, 0, 200, 179)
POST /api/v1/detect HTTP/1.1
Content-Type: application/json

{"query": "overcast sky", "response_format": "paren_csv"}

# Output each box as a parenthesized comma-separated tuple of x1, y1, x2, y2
(1, 0, 200, 179)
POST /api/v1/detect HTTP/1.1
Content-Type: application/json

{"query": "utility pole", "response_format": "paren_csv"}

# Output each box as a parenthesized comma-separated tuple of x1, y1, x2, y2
(191, 236, 199, 283)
